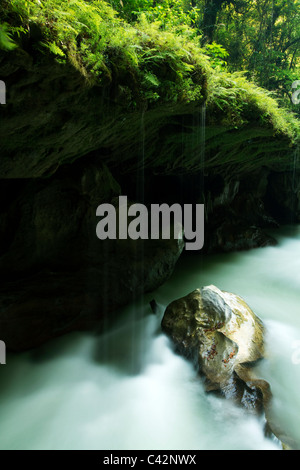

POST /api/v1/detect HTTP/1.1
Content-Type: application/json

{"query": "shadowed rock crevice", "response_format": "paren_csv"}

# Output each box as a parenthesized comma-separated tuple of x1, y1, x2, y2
(0, 162, 184, 351)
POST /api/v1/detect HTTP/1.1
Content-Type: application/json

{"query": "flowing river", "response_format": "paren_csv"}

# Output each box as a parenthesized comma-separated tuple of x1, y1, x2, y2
(1, 225, 300, 450)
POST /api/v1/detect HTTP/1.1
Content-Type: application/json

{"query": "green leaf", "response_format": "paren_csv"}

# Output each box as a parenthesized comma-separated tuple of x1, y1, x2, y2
(0, 24, 17, 51)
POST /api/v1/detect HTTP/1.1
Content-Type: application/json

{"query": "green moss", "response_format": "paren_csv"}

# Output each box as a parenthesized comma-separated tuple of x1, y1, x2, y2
(207, 71, 299, 141)
(0, 0, 299, 174)
(0, 0, 208, 105)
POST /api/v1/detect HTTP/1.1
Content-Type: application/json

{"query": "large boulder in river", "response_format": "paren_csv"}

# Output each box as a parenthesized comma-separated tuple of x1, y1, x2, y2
(162, 285, 264, 393)
(162, 285, 299, 449)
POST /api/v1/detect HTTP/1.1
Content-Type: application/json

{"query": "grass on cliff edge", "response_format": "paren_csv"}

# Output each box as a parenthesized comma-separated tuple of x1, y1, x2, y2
(0, 0, 299, 143)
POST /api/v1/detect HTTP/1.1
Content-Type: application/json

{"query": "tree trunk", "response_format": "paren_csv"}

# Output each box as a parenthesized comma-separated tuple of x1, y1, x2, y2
(201, 0, 226, 43)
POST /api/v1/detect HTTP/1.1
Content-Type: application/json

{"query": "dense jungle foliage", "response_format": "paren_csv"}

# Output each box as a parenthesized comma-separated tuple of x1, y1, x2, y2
(0, 1, 299, 135)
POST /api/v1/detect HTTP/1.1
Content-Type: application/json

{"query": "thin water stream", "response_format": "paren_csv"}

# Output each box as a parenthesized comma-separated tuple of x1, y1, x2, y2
(1, 225, 300, 450)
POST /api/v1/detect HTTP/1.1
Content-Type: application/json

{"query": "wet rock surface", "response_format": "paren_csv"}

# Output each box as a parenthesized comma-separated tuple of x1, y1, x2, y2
(0, 162, 184, 351)
(162, 285, 298, 449)
(162, 285, 265, 389)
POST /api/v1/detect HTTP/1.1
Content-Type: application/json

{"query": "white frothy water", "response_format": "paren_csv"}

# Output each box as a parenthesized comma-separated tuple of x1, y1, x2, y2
(1, 226, 300, 450)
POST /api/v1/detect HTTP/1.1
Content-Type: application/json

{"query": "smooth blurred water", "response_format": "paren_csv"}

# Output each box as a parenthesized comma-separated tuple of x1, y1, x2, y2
(1, 225, 300, 450)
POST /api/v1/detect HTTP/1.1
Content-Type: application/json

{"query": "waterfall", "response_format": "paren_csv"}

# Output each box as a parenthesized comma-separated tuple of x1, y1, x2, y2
(292, 145, 299, 193)
(291, 145, 300, 225)
(200, 103, 206, 169)
(129, 107, 147, 374)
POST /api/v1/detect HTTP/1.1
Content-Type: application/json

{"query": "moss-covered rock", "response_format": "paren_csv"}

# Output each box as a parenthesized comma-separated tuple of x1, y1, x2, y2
(0, 0, 299, 179)
(0, 0, 299, 354)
